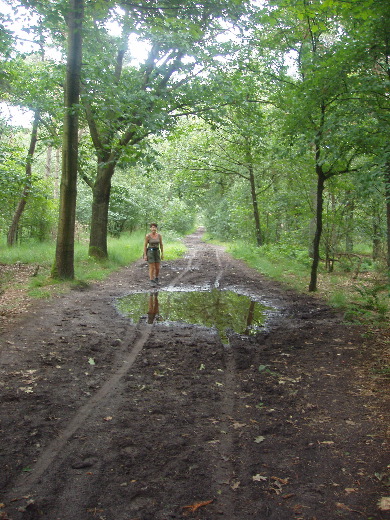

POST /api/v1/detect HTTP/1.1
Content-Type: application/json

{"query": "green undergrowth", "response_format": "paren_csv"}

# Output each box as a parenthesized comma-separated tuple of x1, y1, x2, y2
(0, 231, 186, 298)
(204, 236, 389, 328)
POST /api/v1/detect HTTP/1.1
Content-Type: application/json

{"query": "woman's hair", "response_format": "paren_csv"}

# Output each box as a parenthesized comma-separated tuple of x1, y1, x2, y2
(150, 222, 158, 228)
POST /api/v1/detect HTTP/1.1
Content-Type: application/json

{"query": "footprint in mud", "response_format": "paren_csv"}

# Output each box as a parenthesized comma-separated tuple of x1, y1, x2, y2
(71, 456, 99, 469)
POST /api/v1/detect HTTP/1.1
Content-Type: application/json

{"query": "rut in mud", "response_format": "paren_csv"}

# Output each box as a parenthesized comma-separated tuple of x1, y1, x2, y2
(0, 230, 388, 520)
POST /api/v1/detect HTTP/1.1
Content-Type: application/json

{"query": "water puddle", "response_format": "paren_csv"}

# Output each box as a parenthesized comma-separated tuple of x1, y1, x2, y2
(115, 288, 273, 343)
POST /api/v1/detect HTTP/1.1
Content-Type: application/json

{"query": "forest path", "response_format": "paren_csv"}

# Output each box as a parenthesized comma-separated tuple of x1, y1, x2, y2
(0, 229, 388, 520)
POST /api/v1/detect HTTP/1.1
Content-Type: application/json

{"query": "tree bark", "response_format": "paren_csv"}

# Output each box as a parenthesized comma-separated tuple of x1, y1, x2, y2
(372, 205, 381, 261)
(45, 146, 52, 178)
(309, 155, 325, 292)
(345, 197, 354, 253)
(52, 0, 83, 279)
(248, 164, 263, 247)
(385, 157, 390, 272)
(7, 110, 40, 246)
(88, 161, 115, 258)
(54, 147, 60, 199)
(308, 186, 316, 258)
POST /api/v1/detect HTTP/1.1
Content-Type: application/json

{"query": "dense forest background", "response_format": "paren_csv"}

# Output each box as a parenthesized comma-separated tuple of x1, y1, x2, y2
(0, 0, 389, 294)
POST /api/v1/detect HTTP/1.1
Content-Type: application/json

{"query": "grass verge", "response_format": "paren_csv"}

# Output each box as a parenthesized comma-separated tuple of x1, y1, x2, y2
(204, 237, 390, 328)
(0, 231, 187, 299)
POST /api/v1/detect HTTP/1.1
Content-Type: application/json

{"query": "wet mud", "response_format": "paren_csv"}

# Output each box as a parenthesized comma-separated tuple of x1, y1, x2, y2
(0, 230, 388, 520)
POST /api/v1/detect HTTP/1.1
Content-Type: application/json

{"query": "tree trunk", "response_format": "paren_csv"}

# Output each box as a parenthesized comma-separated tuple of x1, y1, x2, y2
(385, 158, 390, 271)
(345, 197, 354, 253)
(308, 186, 317, 258)
(45, 146, 52, 178)
(309, 164, 325, 292)
(88, 161, 115, 259)
(54, 147, 60, 198)
(7, 110, 40, 246)
(372, 206, 381, 261)
(52, 0, 83, 279)
(248, 165, 263, 247)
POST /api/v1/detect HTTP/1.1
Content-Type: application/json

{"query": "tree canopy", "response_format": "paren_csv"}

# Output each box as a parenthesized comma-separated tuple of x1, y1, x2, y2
(0, 0, 389, 287)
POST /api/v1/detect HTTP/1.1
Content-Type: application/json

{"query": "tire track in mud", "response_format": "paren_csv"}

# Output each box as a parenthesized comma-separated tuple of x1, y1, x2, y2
(5, 240, 203, 503)
(8, 325, 153, 498)
(208, 245, 241, 517)
(209, 347, 239, 515)
(2, 231, 387, 520)
(4, 233, 249, 519)
(174, 234, 239, 517)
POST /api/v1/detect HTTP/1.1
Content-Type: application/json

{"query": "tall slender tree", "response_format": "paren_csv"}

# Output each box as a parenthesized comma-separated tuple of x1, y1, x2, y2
(78, 0, 248, 258)
(52, 0, 83, 279)
(7, 110, 40, 245)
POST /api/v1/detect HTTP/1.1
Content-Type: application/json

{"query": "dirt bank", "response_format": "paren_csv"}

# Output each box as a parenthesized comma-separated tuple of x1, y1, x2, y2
(0, 230, 389, 520)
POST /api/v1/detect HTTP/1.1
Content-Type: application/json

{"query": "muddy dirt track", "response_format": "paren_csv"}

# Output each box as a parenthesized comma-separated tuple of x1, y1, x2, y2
(0, 230, 389, 520)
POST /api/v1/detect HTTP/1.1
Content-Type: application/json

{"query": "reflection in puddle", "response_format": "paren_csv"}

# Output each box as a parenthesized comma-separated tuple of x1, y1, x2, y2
(147, 291, 159, 324)
(116, 289, 272, 343)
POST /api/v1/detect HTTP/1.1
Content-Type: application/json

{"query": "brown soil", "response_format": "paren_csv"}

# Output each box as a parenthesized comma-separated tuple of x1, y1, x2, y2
(0, 230, 389, 520)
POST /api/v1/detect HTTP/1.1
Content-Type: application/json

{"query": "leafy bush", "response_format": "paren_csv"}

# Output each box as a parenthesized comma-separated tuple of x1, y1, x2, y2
(162, 198, 196, 235)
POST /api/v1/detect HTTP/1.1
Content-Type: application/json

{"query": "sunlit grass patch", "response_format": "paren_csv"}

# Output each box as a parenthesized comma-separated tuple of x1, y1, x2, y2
(163, 241, 187, 260)
(27, 287, 53, 299)
(225, 240, 310, 292)
(0, 240, 55, 265)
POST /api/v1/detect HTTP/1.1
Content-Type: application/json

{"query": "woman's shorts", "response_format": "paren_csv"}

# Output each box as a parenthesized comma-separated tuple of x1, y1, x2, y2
(147, 248, 161, 263)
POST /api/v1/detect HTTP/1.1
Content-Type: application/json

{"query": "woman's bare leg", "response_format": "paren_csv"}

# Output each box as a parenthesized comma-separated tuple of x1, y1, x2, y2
(149, 263, 156, 280)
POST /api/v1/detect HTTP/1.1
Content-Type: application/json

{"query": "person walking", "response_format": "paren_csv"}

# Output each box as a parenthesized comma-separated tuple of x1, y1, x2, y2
(143, 223, 164, 286)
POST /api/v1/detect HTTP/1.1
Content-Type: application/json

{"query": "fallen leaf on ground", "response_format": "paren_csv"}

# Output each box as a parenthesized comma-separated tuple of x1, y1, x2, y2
(86, 507, 104, 514)
(270, 482, 283, 494)
(378, 497, 390, 511)
(336, 502, 352, 511)
(18, 387, 33, 393)
(271, 476, 289, 485)
(182, 499, 213, 514)
(254, 436, 265, 443)
(252, 474, 268, 482)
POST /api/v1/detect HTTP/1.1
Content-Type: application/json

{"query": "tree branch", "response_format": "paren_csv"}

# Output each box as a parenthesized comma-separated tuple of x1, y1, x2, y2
(83, 101, 104, 153)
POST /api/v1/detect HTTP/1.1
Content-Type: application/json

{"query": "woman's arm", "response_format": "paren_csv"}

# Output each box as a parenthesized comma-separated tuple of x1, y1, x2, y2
(143, 234, 149, 259)
(159, 234, 164, 259)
